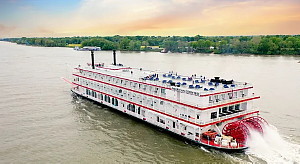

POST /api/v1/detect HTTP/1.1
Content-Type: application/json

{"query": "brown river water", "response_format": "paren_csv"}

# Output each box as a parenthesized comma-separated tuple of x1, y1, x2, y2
(0, 41, 299, 163)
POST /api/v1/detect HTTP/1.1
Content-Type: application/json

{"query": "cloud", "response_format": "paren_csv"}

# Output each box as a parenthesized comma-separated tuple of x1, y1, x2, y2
(0, 24, 16, 36)
(0, 0, 299, 37)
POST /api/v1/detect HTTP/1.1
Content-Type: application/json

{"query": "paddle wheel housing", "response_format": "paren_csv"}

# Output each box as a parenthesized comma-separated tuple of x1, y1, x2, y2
(222, 116, 267, 143)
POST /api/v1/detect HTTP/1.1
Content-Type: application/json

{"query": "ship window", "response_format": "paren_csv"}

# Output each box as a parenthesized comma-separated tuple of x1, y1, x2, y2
(100, 94, 103, 100)
(222, 107, 228, 113)
(115, 99, 118, 106)
(214, 95, 219, 102)
(119, 89, 122, 93)
(229, 105, 234, 112)
(127, 104, 135, 112)
(240, 91, 244, 97)
(228, 93, 233, 99)
(111, 98, 118, 106)
(197, 115, 200, 119)
(219, 108, 223, 117)
(160, 101, 164, 105)
(222, 94, 225, 100)
(157, 116, 159, 122)
(107, 96, 111, 103)
(173, 122, 176, 128)
(235, 104, 240, 110)
(209, 96, 213, 103)
(137, 107, 140, 114)
(234, 92, 237, 98)
(211, 112, 217, 119)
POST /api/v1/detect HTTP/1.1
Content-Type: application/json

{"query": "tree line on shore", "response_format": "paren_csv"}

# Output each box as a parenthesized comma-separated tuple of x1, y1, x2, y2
(3, 35, 300, 55)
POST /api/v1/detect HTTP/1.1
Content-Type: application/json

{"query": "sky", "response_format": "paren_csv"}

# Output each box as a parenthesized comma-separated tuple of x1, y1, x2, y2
(0, 0, 299, 37)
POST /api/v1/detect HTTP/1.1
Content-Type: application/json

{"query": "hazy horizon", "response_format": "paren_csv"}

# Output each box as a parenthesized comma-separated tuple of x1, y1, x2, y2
(1, 0, 300, 37)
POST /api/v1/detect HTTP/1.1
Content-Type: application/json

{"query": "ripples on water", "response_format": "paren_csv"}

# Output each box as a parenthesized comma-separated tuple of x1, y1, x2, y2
(0, 42, 299, 163)
(71, 96, 250, 163)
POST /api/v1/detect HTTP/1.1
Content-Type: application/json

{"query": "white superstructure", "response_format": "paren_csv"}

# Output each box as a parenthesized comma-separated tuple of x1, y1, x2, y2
(71, 52, 267, 152)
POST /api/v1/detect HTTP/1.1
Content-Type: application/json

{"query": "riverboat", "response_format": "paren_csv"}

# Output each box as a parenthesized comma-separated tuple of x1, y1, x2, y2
(74, 46, 101, 51)
(70, 50, 268, 152)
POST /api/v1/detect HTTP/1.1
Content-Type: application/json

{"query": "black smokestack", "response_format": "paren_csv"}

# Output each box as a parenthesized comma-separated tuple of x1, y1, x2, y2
(91, 50, 95, 69)
(113, 50, 116, 66)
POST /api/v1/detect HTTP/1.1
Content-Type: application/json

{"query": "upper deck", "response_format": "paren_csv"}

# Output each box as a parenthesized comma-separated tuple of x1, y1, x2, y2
(78, 63, 253, 97)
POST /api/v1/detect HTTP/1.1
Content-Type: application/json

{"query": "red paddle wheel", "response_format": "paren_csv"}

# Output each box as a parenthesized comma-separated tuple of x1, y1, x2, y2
(222, 116, 267, 143)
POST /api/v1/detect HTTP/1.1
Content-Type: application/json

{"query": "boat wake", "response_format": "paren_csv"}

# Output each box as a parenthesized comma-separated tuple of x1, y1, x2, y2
(246, 124, 300, 163)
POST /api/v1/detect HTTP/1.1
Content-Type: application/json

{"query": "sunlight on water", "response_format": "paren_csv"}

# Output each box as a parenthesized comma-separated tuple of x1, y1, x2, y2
(247, 125, 300, 163)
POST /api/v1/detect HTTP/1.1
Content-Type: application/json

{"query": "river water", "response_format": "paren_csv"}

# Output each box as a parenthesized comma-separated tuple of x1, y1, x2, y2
(0, 41, 299, 163)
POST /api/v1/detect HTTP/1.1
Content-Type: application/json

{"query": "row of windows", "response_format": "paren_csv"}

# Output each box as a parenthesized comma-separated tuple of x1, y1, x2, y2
(127, 104, 141, 114)
(209, 90, 247, 103)
(86, 89, 97, 99)
(210, 104, 242, 119)
(83, 79, 168, 110)
(81, 70, 166, 96)
(80, 79, 165, 106)
(86, 89, 118, 107)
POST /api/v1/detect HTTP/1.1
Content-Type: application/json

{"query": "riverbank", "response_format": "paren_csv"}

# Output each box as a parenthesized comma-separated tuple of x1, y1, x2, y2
(2, 34, 300, 55)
